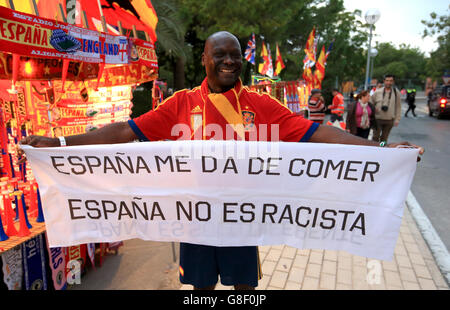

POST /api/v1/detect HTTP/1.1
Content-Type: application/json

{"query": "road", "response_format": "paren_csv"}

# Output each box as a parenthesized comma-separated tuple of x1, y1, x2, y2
(389, 95, 450, 252)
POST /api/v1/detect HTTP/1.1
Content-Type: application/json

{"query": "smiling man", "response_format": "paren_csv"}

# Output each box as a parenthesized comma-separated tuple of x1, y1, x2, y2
(202, 32, 243, 93)
(20, 31, 423, 290)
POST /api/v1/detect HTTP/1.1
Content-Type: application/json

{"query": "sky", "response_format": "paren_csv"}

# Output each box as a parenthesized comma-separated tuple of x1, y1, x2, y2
(343, 0, 449, 56)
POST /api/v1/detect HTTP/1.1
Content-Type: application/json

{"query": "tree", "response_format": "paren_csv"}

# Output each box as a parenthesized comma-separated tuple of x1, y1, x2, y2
(178, 0, 309, 87)
(175, 0, 370, 91)
(131, 0, 188, 118)
(421, 6, 450, 82)
(371, 43, 427, 89)
(153, 0, 187, 90)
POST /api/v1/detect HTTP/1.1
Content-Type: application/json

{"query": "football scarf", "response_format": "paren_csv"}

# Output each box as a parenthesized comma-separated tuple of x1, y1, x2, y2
(87, 243, 95, 269)
(1, 245, 23, 290)
(201, 79, 245, 141)
(46, 234, 67, 290)
(22, 233, 47, 290)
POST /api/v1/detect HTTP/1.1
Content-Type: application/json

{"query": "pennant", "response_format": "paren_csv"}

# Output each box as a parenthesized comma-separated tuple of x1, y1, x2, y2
(274, 43, 285, 76)
(1, 245, 23, 290)
(244, 33, 256, 65)
(46, 235, 67, 290)
(22, 234, 47, 290)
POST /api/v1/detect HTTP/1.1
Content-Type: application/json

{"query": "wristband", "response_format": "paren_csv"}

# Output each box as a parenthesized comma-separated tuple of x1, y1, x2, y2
(58, 136, 67, 147)
(379, 141, 386, 147)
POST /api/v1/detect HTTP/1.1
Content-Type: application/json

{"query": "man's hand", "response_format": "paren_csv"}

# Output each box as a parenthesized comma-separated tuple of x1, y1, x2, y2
(387, 141, 424, 161)
(17, 135, 59, 164)
(20, 135, 59, 148)
(394, 120, 400, 127)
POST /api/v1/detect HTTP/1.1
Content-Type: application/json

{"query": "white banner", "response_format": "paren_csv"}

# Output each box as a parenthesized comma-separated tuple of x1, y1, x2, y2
(22, 141, 419, 260)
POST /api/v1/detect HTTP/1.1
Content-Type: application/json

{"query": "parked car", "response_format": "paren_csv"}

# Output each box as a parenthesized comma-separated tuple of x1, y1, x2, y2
(428, 85, 450, 119)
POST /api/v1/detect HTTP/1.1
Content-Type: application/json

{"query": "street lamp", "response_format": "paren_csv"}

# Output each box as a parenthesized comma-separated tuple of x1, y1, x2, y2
(364, 9, 381, 90)
(369, 47, 378, 88)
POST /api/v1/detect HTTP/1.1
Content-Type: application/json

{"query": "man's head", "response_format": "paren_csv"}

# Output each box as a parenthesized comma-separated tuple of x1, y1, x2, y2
(202, 31, 242, 93)
(331, 88, 339, 96)
(383, 74, 395, 89)
(311, 89, 321, 98)
(376, 82, 383, 89)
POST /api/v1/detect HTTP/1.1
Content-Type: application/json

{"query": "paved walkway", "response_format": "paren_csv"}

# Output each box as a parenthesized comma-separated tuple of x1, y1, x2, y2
(180, 204, 449, 290)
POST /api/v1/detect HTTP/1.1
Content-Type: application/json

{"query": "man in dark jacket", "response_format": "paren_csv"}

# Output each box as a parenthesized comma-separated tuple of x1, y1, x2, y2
(405, 89, 417, 118)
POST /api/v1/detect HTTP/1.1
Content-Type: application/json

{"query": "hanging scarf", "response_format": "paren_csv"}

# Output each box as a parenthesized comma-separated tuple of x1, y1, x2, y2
(87, 243, 96, 269)
(359, 101, 370, 129)
(199, 78, 245, 141)
(22, 233, 47, 290)
(1, 245, 23, 290)
(45, 233, 67, 290)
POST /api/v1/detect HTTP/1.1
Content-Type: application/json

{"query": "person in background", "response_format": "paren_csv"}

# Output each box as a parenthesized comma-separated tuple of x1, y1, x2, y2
(329, 88, 345, 123)
(370, 82, 383, 96)
(370, 74, 401, 143)
(307, 88, 326, 124)
(405, 89, 417, 118)
(346, 90, 377, 139)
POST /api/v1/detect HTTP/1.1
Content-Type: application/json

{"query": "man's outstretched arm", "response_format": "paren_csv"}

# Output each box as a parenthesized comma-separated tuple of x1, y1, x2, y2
(309, 124, 424, 155)
(20, 121, 137, 147)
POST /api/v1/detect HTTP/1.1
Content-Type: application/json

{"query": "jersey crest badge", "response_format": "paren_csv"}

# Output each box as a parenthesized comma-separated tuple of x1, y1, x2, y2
(242, 110, 256, 131)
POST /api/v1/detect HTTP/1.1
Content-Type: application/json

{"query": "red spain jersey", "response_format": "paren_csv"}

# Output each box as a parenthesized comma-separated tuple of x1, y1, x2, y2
(128, 78, 318, 142)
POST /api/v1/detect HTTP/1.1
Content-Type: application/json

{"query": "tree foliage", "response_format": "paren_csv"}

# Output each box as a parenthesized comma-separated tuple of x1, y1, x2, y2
(371, 43, 427, 89)
(150, 0, 433, 95)
(164, 0, 371, 92)
(421, 6, 450, 81)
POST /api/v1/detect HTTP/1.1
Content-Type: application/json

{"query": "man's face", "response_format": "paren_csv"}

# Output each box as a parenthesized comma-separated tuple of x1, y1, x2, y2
(202, 35, 242, 93)
(312, 92, 321, 98)
(384, 77, 394, 88)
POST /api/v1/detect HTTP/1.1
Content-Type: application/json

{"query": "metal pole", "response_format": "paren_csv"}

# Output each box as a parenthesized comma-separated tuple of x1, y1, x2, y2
(96, 0, 108, 33)
(364, 24, 373, 90)
(369, 55, 375, 88)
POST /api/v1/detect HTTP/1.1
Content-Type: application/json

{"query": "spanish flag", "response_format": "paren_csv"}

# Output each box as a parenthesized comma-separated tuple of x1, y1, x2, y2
(303, 26, 316, 69)
(313, 45, 326, 89)
(274, 43, 285, 76)
(258, 41, 271, 76)
(130, 0, 158, 41)
(303, 66, 313, 85)
(1, 0, 64, 21)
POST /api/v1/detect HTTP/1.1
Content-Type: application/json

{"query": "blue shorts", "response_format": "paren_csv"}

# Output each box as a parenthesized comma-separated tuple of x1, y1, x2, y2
(179, 242, 262, 288)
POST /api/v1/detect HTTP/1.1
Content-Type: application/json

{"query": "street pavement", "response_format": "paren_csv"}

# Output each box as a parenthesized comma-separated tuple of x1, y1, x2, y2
(71, 239, 181, 290)
(390, 94, 450, 251)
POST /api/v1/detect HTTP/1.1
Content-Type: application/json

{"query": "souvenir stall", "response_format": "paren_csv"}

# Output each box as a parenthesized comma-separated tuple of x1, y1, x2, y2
(0, 4, 158, 290)
(250, 75, 311, 118)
